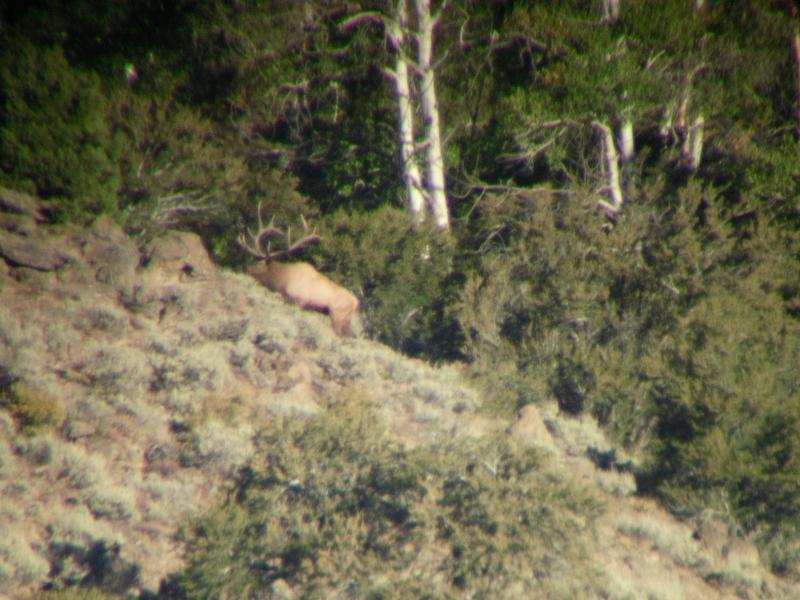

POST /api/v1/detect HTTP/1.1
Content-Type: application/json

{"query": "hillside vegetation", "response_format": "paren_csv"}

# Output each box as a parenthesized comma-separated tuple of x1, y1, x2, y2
(1, 0, 800, 597)
(2, 188, 798, 599)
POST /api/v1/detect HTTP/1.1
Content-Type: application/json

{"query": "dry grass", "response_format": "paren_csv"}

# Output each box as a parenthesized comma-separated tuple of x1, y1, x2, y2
(141, 474, 201, 522)
(57, 443, 139, 521)
(614, 511, 709, 569)
(49, 505, 123, 547)
(0, 532, 49, 587)
(190, 418, 254, 474)
(1, 217, 798, 600)
(174, 395, 610, 600)
(0, 382, 65, 432)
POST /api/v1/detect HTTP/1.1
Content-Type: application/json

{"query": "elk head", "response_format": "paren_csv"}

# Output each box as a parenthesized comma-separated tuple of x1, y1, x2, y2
(239, 203, 359, 337)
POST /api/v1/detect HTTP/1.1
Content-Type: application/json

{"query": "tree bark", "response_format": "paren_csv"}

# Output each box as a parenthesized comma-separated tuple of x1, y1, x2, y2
(594, 121, 623, 215)
(413, 0, 450, 230)
(602, 0, 620, 23)
(388, 0, 426, 223)
(683, 113, 704, 171)
(788, 0, 800, 140)
(618, 114, 634, 161)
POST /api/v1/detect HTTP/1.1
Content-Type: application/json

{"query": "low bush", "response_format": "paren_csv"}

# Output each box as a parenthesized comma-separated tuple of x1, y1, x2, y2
(42, 540, 139, 598)
(167, 393, 604, 598)
(0, 40, 120, 222)
(455, 181, 800, 573)
(0, 382, 65, 434)
(313, 206, 464, 361)
(38, 590, 119, 600)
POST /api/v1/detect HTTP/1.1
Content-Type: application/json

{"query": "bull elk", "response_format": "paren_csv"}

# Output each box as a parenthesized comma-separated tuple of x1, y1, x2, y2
(239, 203, 359, 337)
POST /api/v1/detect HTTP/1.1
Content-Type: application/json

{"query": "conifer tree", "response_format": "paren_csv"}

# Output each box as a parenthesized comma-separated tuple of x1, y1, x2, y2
(0, 42, 120, 220)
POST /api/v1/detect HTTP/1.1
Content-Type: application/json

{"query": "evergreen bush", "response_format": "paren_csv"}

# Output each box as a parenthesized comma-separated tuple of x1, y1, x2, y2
(0, 382, 65, 434)
(109, 88, 318, 264)
(313, 207, 463, 361)
(0, 41, 120, 221)
(455, 181, 800, 572)
(169, 395, 603, 598)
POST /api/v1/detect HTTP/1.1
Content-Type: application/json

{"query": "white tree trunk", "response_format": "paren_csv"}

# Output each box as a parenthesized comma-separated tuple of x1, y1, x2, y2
(602, 0, 620, 23)
(788, 0, 800, 139)
(683, 113, 704, 171)
(659, 100, 675, 140)
(413, 0, 450, 230)
(388, 0, 426, 223)
(659, 64, 705, 167)
(618, 115, 634, 161)
(594, 121, 623, 215)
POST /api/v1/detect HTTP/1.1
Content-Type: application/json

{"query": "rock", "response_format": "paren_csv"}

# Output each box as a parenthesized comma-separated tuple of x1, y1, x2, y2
(693, 514, 728, 559)
(0, 196, 83, 273)
(0, 212, 37, 236)
(0, 187, 53, 222)
(82, 215, 141, 293)
(143, 231, 216, 283)
(269, 578, 295, 599)
(90, 214, 130, 245)
(724, 537, 761, 572)
(507, 404, 556, 450)
(0, 228, 72, 271)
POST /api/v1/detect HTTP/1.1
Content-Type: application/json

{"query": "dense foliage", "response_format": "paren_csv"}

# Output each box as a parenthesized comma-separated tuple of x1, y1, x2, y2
(3, 0, 799, 582)
(0, 41, 120, 220)
(162, 397, 602, 598)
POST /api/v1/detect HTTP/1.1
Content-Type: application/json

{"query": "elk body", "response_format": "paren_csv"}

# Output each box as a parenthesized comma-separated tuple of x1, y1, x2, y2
(240, 205, 359, 336)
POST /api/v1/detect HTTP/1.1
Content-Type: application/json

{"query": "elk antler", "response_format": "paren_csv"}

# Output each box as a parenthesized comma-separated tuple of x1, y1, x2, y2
(237, 201, 282, 260)
(238, 201, 321, 261)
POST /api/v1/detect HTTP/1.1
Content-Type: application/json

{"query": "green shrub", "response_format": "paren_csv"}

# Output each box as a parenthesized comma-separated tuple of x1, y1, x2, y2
(170, 395, 604, 598)
(456, 180, 800, 573)
(0, 41, 120, 221)
(109, 88, 317, 264)
(313, 206, 463, 361)
(0, 382, 65, 433)
(456, 188, 619, 416)
(760, 527, 800, 579)
(43, 540, 139, 598)
(38, 590, 120, 600)
(639, 277, 800, 568)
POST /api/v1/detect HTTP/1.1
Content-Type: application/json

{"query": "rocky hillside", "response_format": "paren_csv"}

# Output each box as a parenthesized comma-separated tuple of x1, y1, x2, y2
(0, 187, 798, 599)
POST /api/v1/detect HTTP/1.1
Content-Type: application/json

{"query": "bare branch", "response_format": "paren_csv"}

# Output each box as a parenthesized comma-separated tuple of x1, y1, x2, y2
(382, 66, 399, 83)
(487, 33, 548, 54)
(431, 0, 450, 27)
(498, 134, 561, 165)
(339, 11, 388, 32)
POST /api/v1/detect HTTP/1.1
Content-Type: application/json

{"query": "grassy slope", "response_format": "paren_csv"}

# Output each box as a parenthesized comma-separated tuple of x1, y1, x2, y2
(0, 194, 798, 598)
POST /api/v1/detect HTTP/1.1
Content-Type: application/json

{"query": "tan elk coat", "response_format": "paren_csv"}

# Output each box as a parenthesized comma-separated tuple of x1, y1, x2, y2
(247, 260, 359, 337)
(239, 203, 360, 336)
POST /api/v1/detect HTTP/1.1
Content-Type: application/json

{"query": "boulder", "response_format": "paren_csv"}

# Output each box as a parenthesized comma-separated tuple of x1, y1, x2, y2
(507, 404, 556, 450)
(0, 228, 73, 271)
(143, 231, 216, 283)
(82, 215, 141, 293)
(0, 187, 53, 222)
(0, 212, 37, 236)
